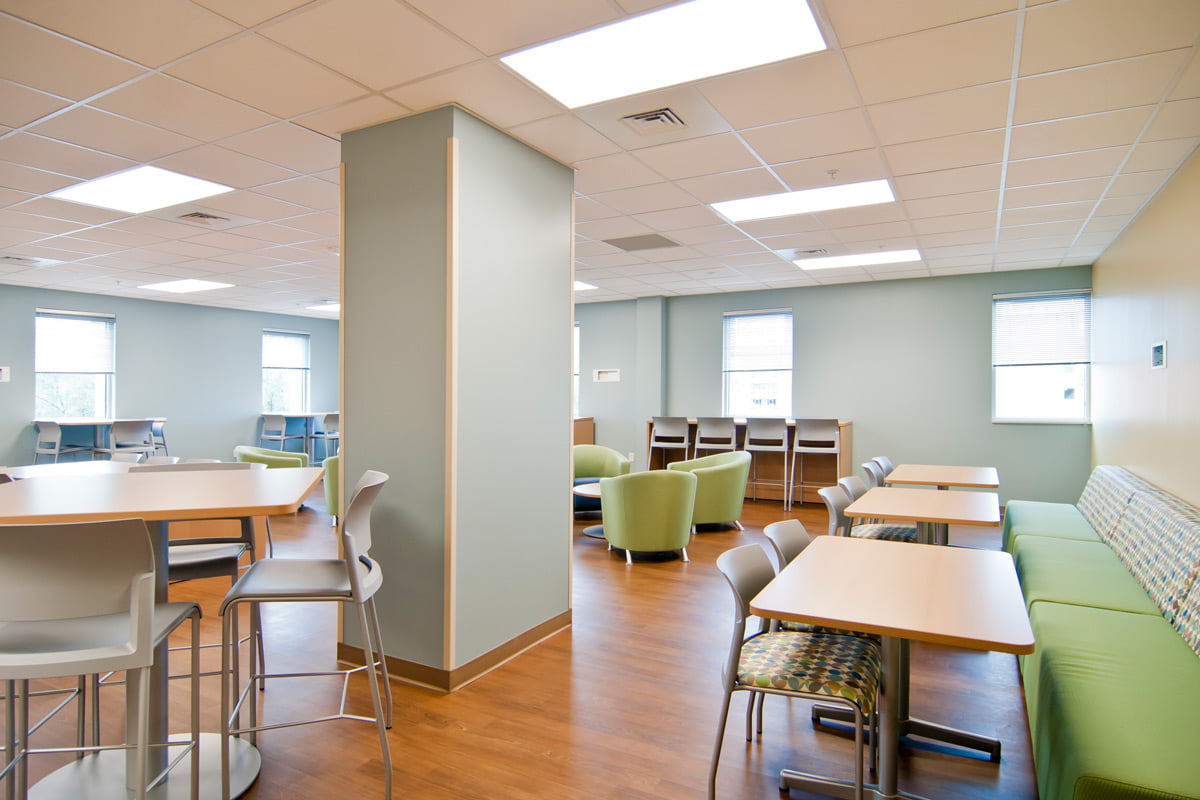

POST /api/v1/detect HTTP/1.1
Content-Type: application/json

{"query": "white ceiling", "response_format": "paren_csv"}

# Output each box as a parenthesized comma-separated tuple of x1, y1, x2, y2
(1, 0, 1198, 317)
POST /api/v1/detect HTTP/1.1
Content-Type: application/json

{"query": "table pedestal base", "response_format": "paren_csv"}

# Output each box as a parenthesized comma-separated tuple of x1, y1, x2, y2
(780, 769, 930, 800)
(581, 525, 606, 539)
(812, 705, 1002, 763)
(30, 734, 260, 799)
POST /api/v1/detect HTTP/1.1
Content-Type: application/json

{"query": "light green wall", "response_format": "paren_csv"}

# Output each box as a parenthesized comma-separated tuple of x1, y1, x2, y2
(342, 106, 573, 672)
(576, 265, 1094, 504)
(0, 285, 338, 466)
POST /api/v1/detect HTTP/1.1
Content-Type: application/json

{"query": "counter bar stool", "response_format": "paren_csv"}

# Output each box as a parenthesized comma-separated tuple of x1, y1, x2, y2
(150, 421, 168, 456)
(742, 418, 789, 501)
(649, 417, 692, 467)
(32, 421, 91, 463)
(311, 413, 339, 461)
(259, 414, 305, 453)
(220, 470, 393, 800)
(693, 417, 737, 458)
(94, 420, 157, 461)
(786, 419, 841, 510)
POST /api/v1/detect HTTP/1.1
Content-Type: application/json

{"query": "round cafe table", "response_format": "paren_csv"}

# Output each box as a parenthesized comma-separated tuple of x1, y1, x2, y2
(571, 482, 607, 539)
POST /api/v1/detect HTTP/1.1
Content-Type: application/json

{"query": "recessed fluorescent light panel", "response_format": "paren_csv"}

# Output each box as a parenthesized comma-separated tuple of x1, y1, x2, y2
(140, 279, 234, 293)
(794, 249, 922, 270)
(307, 303, 341, 312)
(711, 179, 896, 223)
(574, 281, 598, 291)
(50, 166, 233, 214)
(501, 0, 826, 108)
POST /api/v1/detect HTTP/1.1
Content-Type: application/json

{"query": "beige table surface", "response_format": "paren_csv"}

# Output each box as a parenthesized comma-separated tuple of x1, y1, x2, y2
(885, 463, 1000, 489)
(846, 486, 1000, 527)
(751, 535, 1033, 800)
(7, 460, 133, 479)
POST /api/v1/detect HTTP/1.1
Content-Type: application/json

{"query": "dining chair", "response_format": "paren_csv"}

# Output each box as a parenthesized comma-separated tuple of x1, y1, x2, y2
(861, 461, 886, 489)
(649, 416, 692, 466)
(693, 417, 737, 458)
(144, 455, 181, 465)
(871, 456, 896, 478)
(311, 413, 340, 461)
(94, 420, 157, 461)
(110, 451, 146, 463)
(787, 419, 841, 510)
(818, 485, 918, 543)
(220, 470, 393, 800)
(708, 544, 880, 800)
(0, 519, 201, 800)
(259, 414, 305, 453)
(151, 420, 168, 455)
(31, 421, 91, 463)
(742, 418, 789, 501)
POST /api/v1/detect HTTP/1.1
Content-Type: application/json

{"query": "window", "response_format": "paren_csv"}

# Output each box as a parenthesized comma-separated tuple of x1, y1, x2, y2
(722, 310, 792, 417)
(262, 330, 310, 413)
(992, 290, 1091, 423)
(35, 310, 115, 418)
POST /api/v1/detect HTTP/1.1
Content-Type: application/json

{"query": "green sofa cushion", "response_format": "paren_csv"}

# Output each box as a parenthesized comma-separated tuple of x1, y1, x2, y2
(1013, 536, 1159, 616)
(1002, 500, 1100, 553)
(1025, 603, 1200, 800)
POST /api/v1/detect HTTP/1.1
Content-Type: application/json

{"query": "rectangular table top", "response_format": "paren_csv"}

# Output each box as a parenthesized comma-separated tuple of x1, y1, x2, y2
(0, 466, 323, 524)
(7, 461, 133, 479)
(846, 486, 1001, 527)
(885, 463, 1000, 489)
(750, 535, 1034, 653)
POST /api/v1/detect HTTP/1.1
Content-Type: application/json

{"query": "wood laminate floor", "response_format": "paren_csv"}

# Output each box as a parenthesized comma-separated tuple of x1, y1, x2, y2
(14, 488, 1038, 799)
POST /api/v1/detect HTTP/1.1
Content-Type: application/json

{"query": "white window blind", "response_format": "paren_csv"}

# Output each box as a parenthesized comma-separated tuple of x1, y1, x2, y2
(723, 310, 792, 417)
(262, 330, 310, 413)
(34, 310, 116, 418)
(992, 291, 1091, 423)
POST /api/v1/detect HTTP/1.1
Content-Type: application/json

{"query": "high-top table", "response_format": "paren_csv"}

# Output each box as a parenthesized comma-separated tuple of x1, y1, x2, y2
(846, 486, 1000, 546)
(0, 466, 324, 799)
(884, 464, 1000, 491)
(751, 536, 1034, 800)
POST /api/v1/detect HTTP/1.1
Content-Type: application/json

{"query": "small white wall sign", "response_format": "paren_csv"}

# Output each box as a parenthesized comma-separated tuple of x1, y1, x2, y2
(593, 368, 620, 383)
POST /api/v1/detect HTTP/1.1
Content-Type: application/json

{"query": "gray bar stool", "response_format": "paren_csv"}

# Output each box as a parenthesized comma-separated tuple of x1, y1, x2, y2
(742, 418, 789, 501)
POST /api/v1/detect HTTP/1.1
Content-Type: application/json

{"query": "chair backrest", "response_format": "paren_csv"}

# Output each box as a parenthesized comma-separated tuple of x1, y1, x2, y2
(110, 420, 153, 446)
(262, 414, 288, 434)
(818, 485, 852, 536)
(110, 452, 145, 463)
(763, 519, 813, 569)
(133, 461, 262, 472)
(34, 421, 63, 451)
(862, 461, 885, 488)
(143, 456, 180, 465)
(650, 417, 691, 448)
(0, 518, 155, 677)
(573, 444, 631, 479)
(715, 544, 777, 627)
(321, 413, 339, 433)
(838, 475, 869, 501)
(695, 417, 737, 450)
(342, 470, 389, 603)
(0, 472, 11, 484)
(872, 456, 895, 476)
(792, 418, 839, 452)
(600, 470, 698, 553)
(743, 418, 788, 452)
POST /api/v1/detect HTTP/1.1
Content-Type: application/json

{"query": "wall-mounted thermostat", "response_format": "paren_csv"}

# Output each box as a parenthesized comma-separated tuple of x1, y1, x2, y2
(593, 368, 620, 383)
(0, 366, 9, 382)
(1151, 341, 1167, 369)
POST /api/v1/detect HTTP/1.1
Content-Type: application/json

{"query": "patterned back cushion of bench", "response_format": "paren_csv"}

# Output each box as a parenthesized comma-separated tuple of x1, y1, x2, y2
(1108, 491, 1200, 625)
(1077, 465, 1156, 541)
(1173, 569, 1200, 658)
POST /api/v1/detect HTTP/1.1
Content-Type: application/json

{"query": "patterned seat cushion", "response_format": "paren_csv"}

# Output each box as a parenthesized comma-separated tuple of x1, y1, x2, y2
(850, 523, 919, 543)
(738, 631, 881, 715)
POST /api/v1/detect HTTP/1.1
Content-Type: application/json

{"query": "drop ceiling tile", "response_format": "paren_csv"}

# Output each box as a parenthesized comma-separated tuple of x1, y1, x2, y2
(220, 124, 339, 174)
(904, 190, 1000, 218)
(3, 0, 240, 68)
(166, 35, 368, 119)
(36, 236, 126, 256)
(0, 16, 144, 100)
(631, 134, 761, 180)
(234, 222, 320, 245)
(575, 241, 621, 258)
(0, 187, 35, 210)
(407, 0, 619, 56)
(1008, 107, 1152, 159)
(69, 226, 165, 248)
(758, 230, 842, 251)
(0, 81, 71, 129)
(824, 0, 1016, 47)
(676, 168, 788, 204)
(107, 216, 204, 240)
(869, 82, 1011, 146)
(1094, 195, 1148, 216)
(0, 133, 136, 180)
(815, 202, 908, 229)
(696, 240, 772, 258)
(922, 242, 995, 259)
(574, 196, 622, 222)
(740, 109, 875, 164)
(262, 0, 478, 90)
(295, 95, 408, 138)
(254, 177, 340, 211)
(15, 199, 129, 228)
(1020, 0, 1200, 76)
(1001, 202, 1094, 226)
(893, 163, 1003, 199)
(884, 129, 1006, 176)
(574, 153, 664, 195)
(1079, 214, 1133, 233)
(188, 191, 308, 223)
(30, 106, 201, 163)
(998, 220, 1083, 240)
(912, 211, 998, 234)
(665, 224, 745, 245)
(190, 0, 313, 27)
(774, 149, 889, 191)
(589, 183, 697, 215)
(845, 14, 1016, 105)
(92, 75, 276, 143)
(917, 228, 996, 248)
(153, 145, 298, 189)
(0, 161, 77, 194)
(0, 210, 85, 235)
(1144, 98, 1200, 141)
(832, 220, 917, 243)
(385, 60, 561, 129)
(1005, 147, 1129, 188)
(1109, 169, 1171, 195)
(698, 54, 859, 130)
(631, 205, 722, 231)
(276, 212, 338, 236)
(1168, 52, 1200, 101)
(574, 217, 653, 241)
(1014, 51, 1188, 124)
(930, 264, 992, 275)
(575, 252, 648, 268)
(508, 115, 621, 165)
(736, 213, 826, 238)
(1124, 137, 1200, 172)
(1003, 177, 1109, 208)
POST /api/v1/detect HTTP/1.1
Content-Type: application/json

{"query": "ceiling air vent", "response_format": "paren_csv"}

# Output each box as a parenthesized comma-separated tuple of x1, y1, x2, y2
(603, 234, 679, 252)
(176, 211, 230, 226)
(620, 107, 686, 136)
(0, 254, 62, 268)
(774, 248, 829, 261)
(145, 204, 257, 230)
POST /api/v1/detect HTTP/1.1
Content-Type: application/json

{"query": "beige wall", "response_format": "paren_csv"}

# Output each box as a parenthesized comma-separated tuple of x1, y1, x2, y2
(1092, 148, 1200, 505)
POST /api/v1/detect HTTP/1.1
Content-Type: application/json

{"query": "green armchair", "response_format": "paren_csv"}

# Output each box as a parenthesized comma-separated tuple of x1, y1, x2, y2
(667, 450, 751, 530)
(600, 469, 697, 564)
(234, 444, 309, 468)
(324, 454, 340, 525)
(573, 444, 631, 513)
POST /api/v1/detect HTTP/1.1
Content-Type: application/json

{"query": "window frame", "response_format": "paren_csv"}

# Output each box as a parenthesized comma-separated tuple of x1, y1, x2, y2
(721, 309, 793, 418)
(991, 289, 1092, 425)
(261, 329, 311, 413)
(34, 308, 116, 419)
